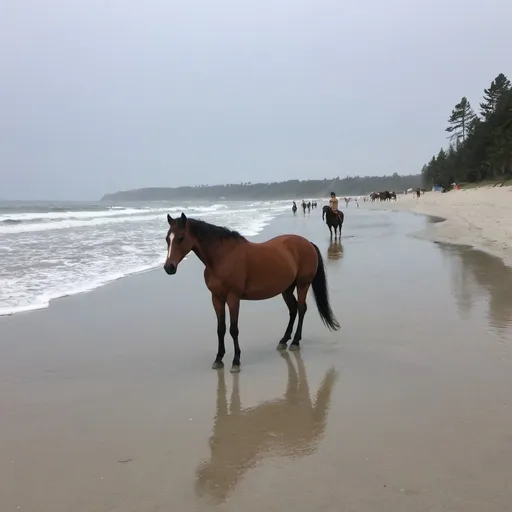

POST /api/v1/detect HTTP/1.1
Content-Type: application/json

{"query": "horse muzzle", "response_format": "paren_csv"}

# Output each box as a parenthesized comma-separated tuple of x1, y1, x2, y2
(163, 262, 177, 275)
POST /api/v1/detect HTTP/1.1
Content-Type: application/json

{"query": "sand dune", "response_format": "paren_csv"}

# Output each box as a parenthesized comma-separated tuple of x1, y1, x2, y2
(367, 187, 512, 267)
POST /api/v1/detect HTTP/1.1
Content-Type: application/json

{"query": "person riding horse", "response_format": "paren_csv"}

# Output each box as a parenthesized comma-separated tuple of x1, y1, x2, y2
(329, 192, 344, 223)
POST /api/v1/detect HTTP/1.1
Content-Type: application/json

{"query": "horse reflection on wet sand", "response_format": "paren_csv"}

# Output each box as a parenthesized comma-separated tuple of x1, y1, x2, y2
(327, 241, 344, 261)
(195, 352, 338, 504)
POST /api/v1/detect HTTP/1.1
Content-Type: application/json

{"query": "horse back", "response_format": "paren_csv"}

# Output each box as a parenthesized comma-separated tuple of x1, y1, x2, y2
(217, 235, 317, 299)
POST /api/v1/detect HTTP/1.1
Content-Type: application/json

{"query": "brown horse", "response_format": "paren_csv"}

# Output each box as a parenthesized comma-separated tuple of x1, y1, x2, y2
(164, 213, 340, 373)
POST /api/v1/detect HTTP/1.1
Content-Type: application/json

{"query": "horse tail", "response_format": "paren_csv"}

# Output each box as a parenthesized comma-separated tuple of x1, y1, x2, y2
(310, 243, 340, 331)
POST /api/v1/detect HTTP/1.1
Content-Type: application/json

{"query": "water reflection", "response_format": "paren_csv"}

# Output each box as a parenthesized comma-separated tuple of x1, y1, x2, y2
(439, 243, 512, 333)
(195, 352, 338, 503)
(327, 240, 344, 261)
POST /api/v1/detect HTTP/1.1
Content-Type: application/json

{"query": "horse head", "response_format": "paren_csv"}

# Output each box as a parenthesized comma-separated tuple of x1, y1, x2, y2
(164, 213, 191, 275)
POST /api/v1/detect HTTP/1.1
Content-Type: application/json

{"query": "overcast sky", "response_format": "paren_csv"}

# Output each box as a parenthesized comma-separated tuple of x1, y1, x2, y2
(1, 0, 511, 200)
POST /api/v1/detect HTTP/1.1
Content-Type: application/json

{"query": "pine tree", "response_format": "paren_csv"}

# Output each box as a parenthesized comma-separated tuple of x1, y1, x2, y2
(446, 97, 476, 144)
(486, 89, 512, 175)
(422, 156, 437, 187)
(480, 73, 511, 120)
(436, 148, 448, 187)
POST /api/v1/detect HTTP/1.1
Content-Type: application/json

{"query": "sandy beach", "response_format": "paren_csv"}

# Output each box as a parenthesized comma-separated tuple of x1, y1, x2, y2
(364, 186, 512, 267)
(1, 209, 512, 511)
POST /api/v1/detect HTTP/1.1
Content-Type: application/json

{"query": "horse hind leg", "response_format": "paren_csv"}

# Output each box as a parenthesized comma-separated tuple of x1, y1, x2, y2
(277, 284, 298, 351)
(290, 283, 310, 351)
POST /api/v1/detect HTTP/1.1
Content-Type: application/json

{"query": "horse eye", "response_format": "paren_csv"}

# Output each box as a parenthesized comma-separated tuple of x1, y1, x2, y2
(177, 236, 185, 243)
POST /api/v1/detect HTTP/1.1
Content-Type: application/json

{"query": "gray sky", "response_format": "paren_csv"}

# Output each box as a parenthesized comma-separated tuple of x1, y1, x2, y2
(1, 0, 511, 200)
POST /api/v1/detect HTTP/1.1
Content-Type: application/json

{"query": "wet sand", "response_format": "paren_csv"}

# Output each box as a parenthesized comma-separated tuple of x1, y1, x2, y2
(365, 186, 512, 266)
(2, 209, 512, 511)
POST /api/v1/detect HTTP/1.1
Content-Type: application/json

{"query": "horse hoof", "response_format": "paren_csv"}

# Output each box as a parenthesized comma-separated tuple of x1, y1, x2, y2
(277, 343, 288, 351)
(212, 361, 224, 369)
(289, 343, 301, 351)
(230, 365, 241, 373)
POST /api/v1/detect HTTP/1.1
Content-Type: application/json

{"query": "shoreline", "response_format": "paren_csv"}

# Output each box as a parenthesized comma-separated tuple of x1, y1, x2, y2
(0, 209, 286, 318)
(3, 187, 511, 320)
(364, 186, 512, 267)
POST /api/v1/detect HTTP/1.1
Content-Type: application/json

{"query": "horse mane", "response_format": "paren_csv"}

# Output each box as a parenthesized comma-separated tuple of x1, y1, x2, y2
(187, 218, 247, 244)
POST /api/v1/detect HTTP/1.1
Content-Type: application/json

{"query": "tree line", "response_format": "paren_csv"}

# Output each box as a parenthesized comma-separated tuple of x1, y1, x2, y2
(101, 174, 422, 202)
(422, 73, 512, 189)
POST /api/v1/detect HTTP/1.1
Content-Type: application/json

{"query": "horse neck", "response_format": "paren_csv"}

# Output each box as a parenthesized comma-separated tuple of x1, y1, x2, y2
(192, 237, 243, 268)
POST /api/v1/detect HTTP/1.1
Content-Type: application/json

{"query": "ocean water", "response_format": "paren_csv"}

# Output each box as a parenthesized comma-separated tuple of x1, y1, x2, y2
(0, 199, 290, 316)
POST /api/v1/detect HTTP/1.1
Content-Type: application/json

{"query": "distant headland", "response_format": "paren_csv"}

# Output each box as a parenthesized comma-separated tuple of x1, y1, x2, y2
(101, 174, 422, 202)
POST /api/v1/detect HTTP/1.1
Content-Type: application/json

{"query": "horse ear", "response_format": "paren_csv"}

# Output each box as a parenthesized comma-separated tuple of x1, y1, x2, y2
(167, 214, 173, 225)
(180, 212, 187, 225)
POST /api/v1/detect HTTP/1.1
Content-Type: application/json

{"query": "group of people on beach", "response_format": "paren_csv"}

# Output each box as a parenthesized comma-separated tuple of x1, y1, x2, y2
(292, 200, 318, 214)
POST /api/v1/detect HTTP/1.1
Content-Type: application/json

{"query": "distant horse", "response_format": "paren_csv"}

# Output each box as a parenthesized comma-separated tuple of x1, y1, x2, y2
(195, 351, 338, 503)
(312, 201, 317, 208)
(164, 214, 340, 372)
(375, 191, 391, 201)
(292, 202, 297, 215)
(390, 191, 397, 201)
(301, 201, 307, 214)
(307, 201, 311, 212)
(322, 206, 344, 238)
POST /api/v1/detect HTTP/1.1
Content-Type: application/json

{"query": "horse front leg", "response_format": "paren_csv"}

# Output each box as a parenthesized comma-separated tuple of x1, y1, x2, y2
(211, 294, 226, 369)
(227, 295, 241, 373)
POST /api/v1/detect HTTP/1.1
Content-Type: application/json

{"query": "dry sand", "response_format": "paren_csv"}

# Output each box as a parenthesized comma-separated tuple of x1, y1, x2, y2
(1, 211, 512, 511)
(365, 186, 512, 267)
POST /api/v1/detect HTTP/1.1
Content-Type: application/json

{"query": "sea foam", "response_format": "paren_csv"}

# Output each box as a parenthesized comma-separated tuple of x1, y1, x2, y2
(0, 200, 289, 316)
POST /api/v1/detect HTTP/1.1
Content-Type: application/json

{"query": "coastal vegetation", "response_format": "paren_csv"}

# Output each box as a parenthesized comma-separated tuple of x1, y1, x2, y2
(101, 174, 422, 202)
(422, 73, 512, 190)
